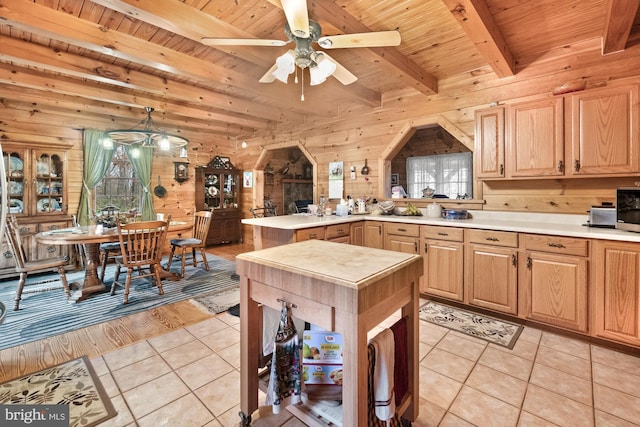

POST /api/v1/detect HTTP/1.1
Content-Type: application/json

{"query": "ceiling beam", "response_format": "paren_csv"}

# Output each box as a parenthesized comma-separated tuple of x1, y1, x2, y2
(601, 0, 639, 54)
(442, 0, 515, 78)
(0, 0, 353, 116)
(0, 35, 297, 126)
(266, 0, 438, 95)
(87, 0, 382, 107)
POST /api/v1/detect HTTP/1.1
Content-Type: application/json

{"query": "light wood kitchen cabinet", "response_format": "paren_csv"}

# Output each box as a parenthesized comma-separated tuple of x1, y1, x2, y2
(295, 226, 325, 241)
(420, 225, 464, 301)
(364, 221, 384, 249)
(326, 223, 350, 243)
(475, 107, 505, 179)
(521, 234, 589, 332)
(507, 97, 565, 178)
(593, 240, 640, 347)
(350, 221, 364, 246)
(465, 229, 519, 314)
(567, 84, 639, 176)
(384, 223, 420, 254)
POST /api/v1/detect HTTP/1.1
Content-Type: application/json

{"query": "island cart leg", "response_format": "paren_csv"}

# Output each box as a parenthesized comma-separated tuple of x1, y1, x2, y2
(240, 275, 260, 424)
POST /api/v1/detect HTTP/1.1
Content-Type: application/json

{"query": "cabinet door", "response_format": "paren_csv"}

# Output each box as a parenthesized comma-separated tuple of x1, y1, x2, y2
(363, 221, 383, 249)
(385, 235, 419, 254)
(593, 240, 640, 346)
(33, 151, 66, 215)
(475, 107, 505, 179)
(421, 238, 464, 301)
(569, 84, 639, 175)
(524, 252, 588, 332)
(350, 222, 364, 246)
(507, 97, 565, 177)
(37, 221, 70, 260)
(465, 244, 518, 314)
(2, 147, 28, 217)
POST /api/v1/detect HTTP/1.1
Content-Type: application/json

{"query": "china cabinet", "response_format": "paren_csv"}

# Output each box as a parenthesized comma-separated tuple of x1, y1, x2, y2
(1, 143, 72, 278)
(195, 156, 242, 245)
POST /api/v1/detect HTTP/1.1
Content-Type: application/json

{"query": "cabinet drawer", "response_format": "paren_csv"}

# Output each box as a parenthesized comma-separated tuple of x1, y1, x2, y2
(296, 226, 325, 241)
(384, 223, 420, 237)
(212, 209, 239, 219)
(523, 234, 589, 257)
(421, 225, 463, 242)
(15, 223, 38, 235)
(39, 221, 70, 232)
(326, 224, 350, 239)
(466, 229, 518, 247)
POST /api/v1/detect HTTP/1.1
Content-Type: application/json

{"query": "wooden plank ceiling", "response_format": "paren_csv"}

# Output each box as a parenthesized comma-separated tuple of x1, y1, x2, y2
(0, 0, 637, 142)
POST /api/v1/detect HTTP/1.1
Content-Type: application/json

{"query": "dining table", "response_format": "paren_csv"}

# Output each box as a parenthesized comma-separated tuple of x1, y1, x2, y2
(35, 221, 193, 302)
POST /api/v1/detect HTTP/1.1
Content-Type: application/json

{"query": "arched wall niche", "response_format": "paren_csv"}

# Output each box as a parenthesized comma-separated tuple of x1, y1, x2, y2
(379, 116, 476, 199)
(250, 140, 317, 214)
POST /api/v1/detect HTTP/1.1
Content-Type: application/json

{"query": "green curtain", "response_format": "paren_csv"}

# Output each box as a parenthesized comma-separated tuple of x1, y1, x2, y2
(77, 129, 116, 225)
(127, 146, 155, 220)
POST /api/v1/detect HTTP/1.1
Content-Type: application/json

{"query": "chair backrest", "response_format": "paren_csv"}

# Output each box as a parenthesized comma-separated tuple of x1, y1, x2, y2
(192, 211, 213, 242)
(117, 220, 168, 267)
(4, 216, 28, 270)
(249, 206, 277, 218)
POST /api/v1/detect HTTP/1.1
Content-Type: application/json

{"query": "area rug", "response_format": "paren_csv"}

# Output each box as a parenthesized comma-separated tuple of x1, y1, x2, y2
(419, 301, 523, 349)
(0, 254, 238, 351)
(0, 356, 116, 427)
(192, 286, 240, 314)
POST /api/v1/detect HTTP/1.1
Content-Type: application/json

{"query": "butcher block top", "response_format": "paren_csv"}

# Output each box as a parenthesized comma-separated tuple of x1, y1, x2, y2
(236, 239, 422, 290)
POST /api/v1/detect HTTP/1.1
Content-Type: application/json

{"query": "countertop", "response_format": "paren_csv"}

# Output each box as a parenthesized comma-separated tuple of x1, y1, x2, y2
(241, 210, 640, 243)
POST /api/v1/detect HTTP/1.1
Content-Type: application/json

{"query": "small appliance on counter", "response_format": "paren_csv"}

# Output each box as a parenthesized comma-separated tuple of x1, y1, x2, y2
(586, 202, 616, 228)
(616, 188, 640, 232)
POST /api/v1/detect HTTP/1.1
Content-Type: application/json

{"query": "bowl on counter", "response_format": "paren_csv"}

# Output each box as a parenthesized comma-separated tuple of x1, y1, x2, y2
(377, 200, 396, 215)
(442, 209, 469, 220)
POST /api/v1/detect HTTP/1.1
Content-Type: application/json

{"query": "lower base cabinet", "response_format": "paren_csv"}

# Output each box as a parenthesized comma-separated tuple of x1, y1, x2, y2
(593, 240, 640, 347)
(420, 226, 464, 302)
(207, 208, 241, 245)
(521, 234, 589, 333)
(363, 221, 384, 249)
(465, 229, 518, 315)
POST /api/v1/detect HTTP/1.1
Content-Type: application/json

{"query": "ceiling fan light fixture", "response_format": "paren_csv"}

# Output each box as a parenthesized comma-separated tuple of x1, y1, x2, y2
(273, 50, 296, 83)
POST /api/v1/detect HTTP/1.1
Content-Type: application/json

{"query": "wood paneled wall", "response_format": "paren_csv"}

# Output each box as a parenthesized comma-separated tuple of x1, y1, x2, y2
(5, 35, 640, 248)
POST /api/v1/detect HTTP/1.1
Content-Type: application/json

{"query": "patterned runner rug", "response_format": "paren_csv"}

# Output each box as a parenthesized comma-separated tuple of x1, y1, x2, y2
(419, 301, 523, 349)
(0, 255, 238, 350)
(0, 356, 116, 427)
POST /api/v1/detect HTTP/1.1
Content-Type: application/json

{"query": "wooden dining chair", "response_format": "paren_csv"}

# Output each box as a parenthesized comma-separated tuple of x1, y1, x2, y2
(110, 220, 168, 304)
(166, 211, 212, 278)
(4, 216, 71, 311)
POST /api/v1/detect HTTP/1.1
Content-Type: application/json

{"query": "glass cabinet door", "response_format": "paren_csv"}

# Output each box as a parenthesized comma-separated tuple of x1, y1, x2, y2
(2, 148, 27, 216)
(203, 173, 222, 209)
(33, 151, 64, 214)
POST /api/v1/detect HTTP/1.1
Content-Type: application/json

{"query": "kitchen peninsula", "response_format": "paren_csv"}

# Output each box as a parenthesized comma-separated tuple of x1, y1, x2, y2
(243, 210, 640, 350)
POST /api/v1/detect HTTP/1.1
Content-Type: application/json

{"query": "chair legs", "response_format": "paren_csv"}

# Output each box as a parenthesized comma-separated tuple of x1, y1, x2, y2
(13, 268, 70, 311)
(111, 263, 165, 304)
(172, 245, 210, 278)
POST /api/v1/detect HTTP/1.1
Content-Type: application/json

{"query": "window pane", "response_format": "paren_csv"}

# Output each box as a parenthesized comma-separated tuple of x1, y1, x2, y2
(406, 153, 473, 199)
(95, 145, 142, 214)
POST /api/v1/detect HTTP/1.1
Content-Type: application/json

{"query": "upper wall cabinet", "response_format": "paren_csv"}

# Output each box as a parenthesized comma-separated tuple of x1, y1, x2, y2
(507, 97, 565, 178)
(475, 83, 640, 181)
(475, 107, 505, 179)
(567, 84, 639, 176)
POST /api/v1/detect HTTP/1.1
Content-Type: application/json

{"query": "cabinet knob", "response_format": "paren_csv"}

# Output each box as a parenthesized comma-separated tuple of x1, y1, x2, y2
(437, 232, 449, 236)
(512, 254, 517, 266)
(547, 242, 565, 248)
(574, 160, 581, 172)
(526, 257, 532, 269)
(486, 236, 499, 242)
(47, 246, 56, 253)
(3, 251, 13, 259)
(557, 161, 564, 172)
(499, 164, 504, 175)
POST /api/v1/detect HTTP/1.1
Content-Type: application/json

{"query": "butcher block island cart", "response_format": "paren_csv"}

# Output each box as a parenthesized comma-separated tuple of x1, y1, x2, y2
(236, 239, 423, 426)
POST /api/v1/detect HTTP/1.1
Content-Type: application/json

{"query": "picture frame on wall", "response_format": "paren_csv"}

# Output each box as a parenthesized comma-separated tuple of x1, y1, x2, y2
(391, 173, 399, 185)
(243, 171, 253, 188)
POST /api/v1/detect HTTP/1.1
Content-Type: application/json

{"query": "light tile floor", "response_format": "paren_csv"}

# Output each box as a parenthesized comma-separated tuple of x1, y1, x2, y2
(91, 306, 640, 426)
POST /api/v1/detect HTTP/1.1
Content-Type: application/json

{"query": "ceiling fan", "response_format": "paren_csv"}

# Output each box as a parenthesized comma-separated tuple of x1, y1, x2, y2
(201, 0, 401, 90)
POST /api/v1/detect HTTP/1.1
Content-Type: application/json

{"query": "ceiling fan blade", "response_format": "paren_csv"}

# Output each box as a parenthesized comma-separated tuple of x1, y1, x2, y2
(281, 0, 310, 38)
(259, 63, 278, 83)
(321, 53, 358, 85)
(201, 37, 288, 47)
(317, 30, 401, 49)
